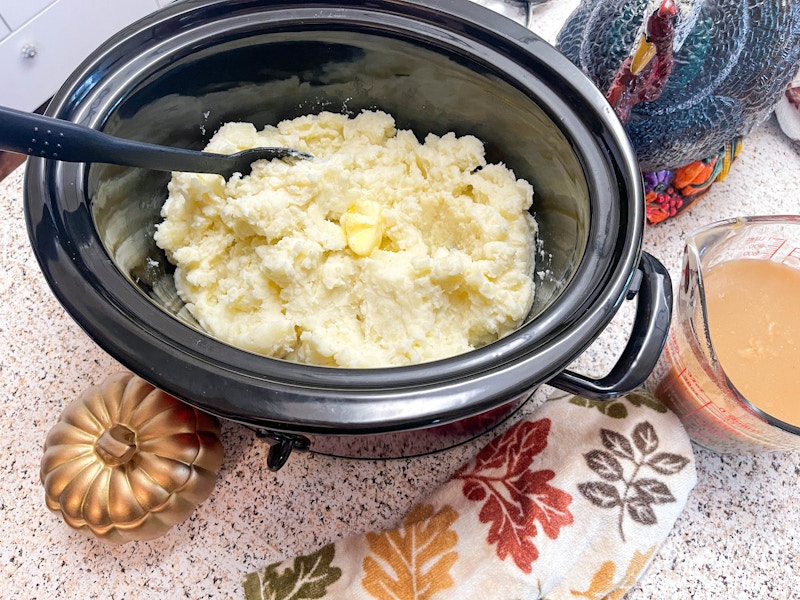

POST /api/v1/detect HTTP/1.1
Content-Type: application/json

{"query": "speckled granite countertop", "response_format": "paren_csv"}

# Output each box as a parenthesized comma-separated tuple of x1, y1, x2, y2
(2, 4, 800, 599)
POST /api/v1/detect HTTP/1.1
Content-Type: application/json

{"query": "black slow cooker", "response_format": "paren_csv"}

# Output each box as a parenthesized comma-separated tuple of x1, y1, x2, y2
(24, 0, 671, 469)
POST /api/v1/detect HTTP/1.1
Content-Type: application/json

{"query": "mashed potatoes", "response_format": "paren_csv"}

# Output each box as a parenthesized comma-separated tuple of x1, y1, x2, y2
(154, 110, 537, 367)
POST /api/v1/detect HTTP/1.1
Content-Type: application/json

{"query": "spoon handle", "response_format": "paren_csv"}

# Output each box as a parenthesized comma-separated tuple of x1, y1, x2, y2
(0, 105, 215, 174)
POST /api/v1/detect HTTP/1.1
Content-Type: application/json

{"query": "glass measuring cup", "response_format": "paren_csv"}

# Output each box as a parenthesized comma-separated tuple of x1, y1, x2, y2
(650, 215, 800, 453)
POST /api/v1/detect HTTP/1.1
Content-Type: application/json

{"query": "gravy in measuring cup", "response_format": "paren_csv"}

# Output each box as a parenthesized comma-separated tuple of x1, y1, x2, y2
(704, 259, 800, 427)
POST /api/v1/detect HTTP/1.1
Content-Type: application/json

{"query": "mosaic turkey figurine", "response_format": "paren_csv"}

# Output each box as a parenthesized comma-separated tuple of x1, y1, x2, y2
(556, 0, 800, 223)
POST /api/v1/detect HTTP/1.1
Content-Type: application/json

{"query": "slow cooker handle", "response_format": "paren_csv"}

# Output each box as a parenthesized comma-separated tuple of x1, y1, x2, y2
(549, 252, 672, 400)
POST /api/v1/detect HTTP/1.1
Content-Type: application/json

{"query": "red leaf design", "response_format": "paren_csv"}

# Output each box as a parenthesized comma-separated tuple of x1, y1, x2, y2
(454, 418, 574, 574)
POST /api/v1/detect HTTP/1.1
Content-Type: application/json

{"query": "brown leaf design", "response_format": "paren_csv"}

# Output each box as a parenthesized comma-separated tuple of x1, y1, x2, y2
(580, 419, 690, 542)
(362, 504, 459, 600)
(626, 496, 657, 526)
(577, 482, 622, 508)
(632, 478, 676, 504)
(632, 422, 659, 455)
(646, 452, 690, 475)
(601, 429, 635, 460)
(585, 450, 624, 481)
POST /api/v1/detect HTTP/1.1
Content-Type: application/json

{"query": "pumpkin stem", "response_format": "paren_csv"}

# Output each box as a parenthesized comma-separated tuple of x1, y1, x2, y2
(95, 424, 137, 466)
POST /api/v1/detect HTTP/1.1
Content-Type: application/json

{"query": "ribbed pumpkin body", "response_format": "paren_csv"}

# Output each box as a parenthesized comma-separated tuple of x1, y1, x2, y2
(41, 372, 224, 544)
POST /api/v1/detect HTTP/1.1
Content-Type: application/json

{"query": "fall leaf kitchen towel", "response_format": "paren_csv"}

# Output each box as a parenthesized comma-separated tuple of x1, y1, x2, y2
(244, 391, 696, 600)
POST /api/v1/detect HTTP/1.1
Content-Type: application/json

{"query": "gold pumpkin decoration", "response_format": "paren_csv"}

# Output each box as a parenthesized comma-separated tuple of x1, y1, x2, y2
(41, 372, 225, 544)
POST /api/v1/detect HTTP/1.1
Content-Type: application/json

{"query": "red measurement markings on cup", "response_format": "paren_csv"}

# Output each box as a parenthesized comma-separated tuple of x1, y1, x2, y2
(742, 236, 786, 259)
(660, 331, 714, 417)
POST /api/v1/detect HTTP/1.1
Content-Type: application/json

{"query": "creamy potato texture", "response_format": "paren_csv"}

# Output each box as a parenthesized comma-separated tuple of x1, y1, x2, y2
(154, 111, 537, 367)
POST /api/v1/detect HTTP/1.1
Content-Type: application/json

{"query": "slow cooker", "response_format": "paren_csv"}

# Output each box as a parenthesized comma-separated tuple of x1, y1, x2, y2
(23, 0, 671, 469)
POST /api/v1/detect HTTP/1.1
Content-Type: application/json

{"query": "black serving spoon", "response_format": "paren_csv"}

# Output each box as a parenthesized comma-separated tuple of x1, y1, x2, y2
(0, 105, 311, 180)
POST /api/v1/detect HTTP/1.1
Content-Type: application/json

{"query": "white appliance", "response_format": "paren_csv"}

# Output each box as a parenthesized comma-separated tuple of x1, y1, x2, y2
(0, 0, 173, 111)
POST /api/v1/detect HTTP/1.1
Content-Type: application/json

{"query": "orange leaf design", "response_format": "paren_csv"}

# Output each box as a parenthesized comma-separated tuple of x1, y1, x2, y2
(605, 546, 657, 600)
(570, 561, 617, 599)
(569, 546, 657, 599)
(362, 504, 459, 600)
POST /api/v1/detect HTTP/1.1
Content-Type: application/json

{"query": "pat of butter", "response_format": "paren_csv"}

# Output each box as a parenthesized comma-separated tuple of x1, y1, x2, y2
(340, 199, 384, 256)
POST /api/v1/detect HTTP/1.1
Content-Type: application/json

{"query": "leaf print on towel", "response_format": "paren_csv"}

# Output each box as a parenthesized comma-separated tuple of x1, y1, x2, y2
(453, 418, 573, 573)
(362, 503, 459, 600)
(625, 389, 668, 414)
(569, 546, 656, 600)
(568, 396, 628, 419)
(578, 422, 690, 542)
(244, 543, 342, 600)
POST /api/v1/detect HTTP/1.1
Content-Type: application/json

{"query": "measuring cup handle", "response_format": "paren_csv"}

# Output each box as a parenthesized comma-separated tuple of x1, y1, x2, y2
(549, 251, 673, 400)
